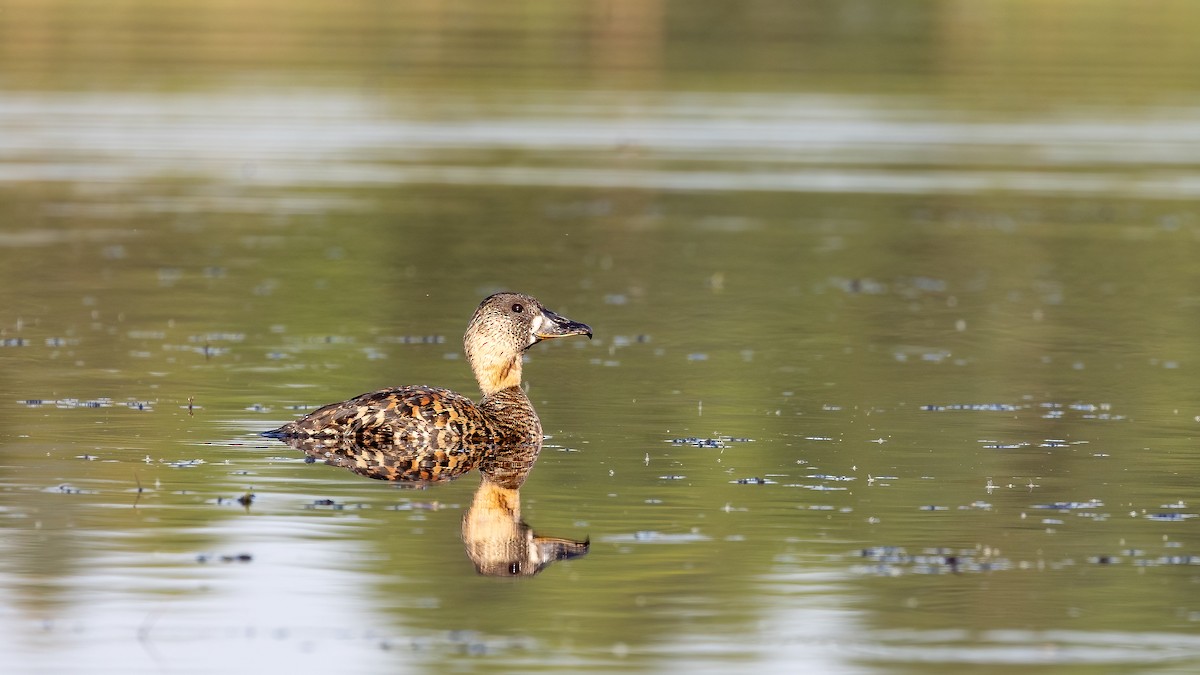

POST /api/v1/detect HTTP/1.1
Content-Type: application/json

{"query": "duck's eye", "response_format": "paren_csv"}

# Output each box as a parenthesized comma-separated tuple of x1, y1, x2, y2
(511, 303, 524, 313)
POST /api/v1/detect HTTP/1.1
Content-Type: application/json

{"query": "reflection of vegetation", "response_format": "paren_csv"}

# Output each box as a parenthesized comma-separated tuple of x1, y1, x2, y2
(3, 0, 1200, 105)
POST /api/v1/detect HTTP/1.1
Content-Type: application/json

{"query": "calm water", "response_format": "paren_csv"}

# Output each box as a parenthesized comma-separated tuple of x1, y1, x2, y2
(3, 2, 1200, 673)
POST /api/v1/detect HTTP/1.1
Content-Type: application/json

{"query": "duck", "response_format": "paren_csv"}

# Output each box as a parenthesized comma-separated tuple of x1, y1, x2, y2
(262, 292, 592, 484)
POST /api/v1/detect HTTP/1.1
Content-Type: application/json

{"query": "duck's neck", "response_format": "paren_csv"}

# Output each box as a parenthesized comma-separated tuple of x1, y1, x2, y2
(465, 327, 524, 396)
(471, 354, 522, 396)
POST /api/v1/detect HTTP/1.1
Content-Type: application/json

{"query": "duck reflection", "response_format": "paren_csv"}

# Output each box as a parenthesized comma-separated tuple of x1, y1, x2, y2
(276, 435, 589, 577)
(464, 450, 590, 577)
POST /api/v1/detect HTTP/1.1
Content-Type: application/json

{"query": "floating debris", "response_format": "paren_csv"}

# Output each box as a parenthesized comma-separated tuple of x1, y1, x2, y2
(386, 501, 447, 511)
(732, 477, 773, 485)
(860, 546, 909, 562)
(1145, 513, 1198, 522)
(667, 436, 753, 449)
(601, 531, 711, 544)
(375, 335, 446, 344)
(611, 335, 651, 347)
(669, 437, 722, 448)
(1031, 500, 1103, 510)
(921, 403, 1022, 412)
(854, 546, 1014, 575)
(658, 475, 687, 480)
(306, 499, 368, 511)
(165, 459, 206, 468)
(20, 397, 117, 409)
(188, 332, 245, 343)
(196, 553, 253, 564)
(46, 484, 94, 495)
(919, 505, 949, 511)
(1148, 556, 1200, 565)
(832, 277, 888, 295)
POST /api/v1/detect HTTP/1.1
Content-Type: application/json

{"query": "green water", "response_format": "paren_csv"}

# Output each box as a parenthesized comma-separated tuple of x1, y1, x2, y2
(3, 1, 1200, 673)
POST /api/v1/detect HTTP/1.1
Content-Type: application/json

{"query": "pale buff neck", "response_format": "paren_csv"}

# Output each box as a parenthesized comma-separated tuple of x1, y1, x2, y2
(464, 330, 524, 396)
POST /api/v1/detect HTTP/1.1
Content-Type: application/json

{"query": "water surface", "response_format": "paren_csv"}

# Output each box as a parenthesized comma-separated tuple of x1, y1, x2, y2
(3, 2, 1200, 674)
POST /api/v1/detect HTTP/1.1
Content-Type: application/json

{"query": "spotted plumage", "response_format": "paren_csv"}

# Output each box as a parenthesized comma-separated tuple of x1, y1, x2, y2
(263, 293, 591, 485)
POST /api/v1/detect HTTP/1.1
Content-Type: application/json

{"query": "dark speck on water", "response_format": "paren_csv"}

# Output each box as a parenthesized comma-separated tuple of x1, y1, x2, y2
(1032, 500, 1104, 510)
(1145, 513, 1197, 522)
(669, 436, 753, 448)
(196, 553, 253, 564)
(375, 335, 446, 344)
(922, 403, 1022, 412)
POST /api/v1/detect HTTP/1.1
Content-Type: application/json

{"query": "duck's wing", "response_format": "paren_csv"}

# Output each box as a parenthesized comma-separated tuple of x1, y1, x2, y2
(271, 386, 498, 482)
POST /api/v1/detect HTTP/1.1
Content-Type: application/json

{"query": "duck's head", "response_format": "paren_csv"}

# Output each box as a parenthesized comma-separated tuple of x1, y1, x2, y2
(464, 292, 592, 395)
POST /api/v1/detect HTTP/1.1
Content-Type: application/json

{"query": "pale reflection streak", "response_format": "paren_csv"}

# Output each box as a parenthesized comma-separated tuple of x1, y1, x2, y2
(0, 518, 397, 675)
(2, 92, 1200, 198)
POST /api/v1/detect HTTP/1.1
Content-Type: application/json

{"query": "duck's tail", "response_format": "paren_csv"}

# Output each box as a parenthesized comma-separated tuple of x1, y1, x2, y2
(261, 425, 292, 440)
